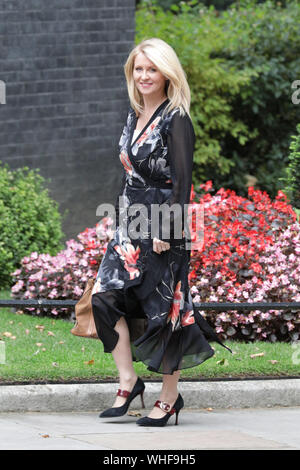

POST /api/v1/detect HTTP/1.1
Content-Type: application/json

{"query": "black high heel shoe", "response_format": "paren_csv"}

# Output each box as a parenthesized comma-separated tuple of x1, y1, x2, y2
(99, 377, 145, 418)
(136, 393, 184, 427)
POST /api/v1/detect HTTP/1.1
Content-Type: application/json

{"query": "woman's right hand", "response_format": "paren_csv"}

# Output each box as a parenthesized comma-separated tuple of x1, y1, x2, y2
(153, 237, 170, 254)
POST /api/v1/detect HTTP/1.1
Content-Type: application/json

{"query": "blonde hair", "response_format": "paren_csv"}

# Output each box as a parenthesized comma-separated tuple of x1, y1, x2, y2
(124, 38, 191, 119)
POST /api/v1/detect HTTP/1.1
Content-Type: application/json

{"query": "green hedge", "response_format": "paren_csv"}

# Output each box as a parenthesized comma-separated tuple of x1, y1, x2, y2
(0, 161, 65, 289)
(136, 0, 300, 197)
(137, 0, 254, 185)
(138, 0, 237, 11)
(213, 0, 300, 196)
(281, 123, 300, 210)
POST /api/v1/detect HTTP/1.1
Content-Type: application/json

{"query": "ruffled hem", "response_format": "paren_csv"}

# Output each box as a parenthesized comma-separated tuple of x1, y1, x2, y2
(92, 238, 232, 375)
(129, 306, 231, 375)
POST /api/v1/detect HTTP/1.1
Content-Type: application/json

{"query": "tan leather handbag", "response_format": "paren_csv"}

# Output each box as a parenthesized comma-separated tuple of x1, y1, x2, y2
(71, 278, 98, 339)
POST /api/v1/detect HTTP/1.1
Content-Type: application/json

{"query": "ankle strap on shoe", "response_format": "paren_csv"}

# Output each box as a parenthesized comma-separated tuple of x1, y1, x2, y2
(154, 400, 175, 415)
(117, 389, 130, 398)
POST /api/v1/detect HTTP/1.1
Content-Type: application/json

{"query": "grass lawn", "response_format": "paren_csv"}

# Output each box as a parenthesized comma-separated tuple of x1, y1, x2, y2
(0, 290, 299, 383)
(0, 284, 300, 384)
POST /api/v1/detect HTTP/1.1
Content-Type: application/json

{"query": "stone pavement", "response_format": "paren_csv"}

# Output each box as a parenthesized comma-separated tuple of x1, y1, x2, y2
(0, 406, 299, 450)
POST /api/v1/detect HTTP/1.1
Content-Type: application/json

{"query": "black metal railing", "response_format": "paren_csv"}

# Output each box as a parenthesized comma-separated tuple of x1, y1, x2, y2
(0, 299, 299, 312)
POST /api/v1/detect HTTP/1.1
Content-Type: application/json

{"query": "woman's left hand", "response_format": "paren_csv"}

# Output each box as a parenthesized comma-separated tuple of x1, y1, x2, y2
(153, 237, 170, 254)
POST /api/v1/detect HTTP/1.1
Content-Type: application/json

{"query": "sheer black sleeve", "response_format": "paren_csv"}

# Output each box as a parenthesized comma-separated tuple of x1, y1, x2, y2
(114, 170, 126, 229)
(155, 111, 195, 243)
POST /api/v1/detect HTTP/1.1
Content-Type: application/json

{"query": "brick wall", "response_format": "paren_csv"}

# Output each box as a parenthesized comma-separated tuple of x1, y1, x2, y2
(0, 0, 135, 242)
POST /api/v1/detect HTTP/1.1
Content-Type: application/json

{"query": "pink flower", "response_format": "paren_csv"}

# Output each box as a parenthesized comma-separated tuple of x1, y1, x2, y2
(49, 288, 58, 299)
(73, 285, 83, 296)
(11, 280, 24, 293)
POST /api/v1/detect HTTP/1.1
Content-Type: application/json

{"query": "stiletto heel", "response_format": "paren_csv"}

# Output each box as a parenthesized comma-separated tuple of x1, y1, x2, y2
(99, 377, 145, 418)
(136, 393, 184, 427)
(140, 390, 145, 408)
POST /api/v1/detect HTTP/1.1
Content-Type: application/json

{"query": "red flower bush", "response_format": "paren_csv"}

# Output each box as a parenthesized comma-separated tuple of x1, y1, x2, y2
(10, 183, 300, 343)
(189, 182, 300, 342)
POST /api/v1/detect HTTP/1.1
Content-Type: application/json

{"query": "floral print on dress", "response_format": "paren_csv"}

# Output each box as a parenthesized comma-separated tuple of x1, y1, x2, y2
(91, 99, 230, 374)
(167, 280, 184, 332)
(113, 242, 141, 280)
(92, 277, 103, 296)
(181, 309, 195, 327)
(120, 150, 133, 176)
(135, 116, 162, 148)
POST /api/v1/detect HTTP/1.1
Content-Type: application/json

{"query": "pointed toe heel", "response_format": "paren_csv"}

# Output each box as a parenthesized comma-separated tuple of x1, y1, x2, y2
(99, 377, 145, 418)
(136, 393, 184, 427)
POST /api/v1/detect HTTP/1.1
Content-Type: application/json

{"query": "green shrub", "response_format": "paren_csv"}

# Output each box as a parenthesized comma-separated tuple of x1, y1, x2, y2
(0, 161, 65, 289)
(212, 0, 300, 197)
(281, 123, 300, 211)
(138, 0, 236, 11)
(136, 0, 255, 184)
(136, 0, 300, 197)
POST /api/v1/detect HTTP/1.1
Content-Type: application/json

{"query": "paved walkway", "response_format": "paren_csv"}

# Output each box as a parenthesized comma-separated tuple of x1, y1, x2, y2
(1, 406, 299, 450)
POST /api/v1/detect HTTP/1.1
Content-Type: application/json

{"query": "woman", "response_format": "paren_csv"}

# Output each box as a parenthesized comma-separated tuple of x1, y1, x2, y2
(91, 38, 231, 427)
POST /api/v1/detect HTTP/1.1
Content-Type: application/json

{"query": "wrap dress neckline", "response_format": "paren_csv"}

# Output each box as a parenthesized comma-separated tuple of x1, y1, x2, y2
(129, 98, 170, 149)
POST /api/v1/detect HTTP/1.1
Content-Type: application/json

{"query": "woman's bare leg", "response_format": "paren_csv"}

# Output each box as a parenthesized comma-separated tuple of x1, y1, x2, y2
(110, 316, 138, 407)
(147, 370, 181, 418)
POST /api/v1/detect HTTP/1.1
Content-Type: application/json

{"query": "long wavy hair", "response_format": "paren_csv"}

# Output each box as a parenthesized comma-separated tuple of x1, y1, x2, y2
(124, 38, 191, 119)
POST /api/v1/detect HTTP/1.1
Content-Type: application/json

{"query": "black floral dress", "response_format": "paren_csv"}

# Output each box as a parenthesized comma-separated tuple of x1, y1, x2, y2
(91, 98, 231, 375)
